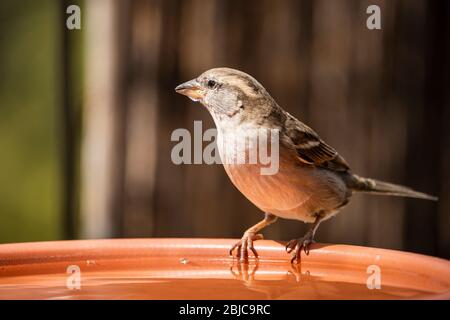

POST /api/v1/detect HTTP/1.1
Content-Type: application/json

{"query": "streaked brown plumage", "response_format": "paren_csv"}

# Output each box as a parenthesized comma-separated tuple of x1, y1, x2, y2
(175, 67, 437, 263)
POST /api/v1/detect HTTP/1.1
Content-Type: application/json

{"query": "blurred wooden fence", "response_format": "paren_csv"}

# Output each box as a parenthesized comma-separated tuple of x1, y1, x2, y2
(72, 0, 449, 258)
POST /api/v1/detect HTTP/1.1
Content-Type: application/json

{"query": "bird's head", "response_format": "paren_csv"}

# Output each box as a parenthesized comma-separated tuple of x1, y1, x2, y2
(175, 68, 274, 121)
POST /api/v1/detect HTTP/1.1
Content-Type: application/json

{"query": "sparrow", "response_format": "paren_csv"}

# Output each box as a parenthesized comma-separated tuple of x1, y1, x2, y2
(175, 67, 438, 263)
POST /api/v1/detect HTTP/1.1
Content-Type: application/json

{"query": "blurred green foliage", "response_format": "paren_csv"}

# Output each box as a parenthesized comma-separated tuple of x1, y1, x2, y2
(0, 0, 61, 243)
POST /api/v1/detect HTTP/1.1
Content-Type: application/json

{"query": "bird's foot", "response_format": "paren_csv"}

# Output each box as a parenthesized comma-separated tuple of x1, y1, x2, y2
(285, 234, 315, 264)
(229, 232, 264, 262)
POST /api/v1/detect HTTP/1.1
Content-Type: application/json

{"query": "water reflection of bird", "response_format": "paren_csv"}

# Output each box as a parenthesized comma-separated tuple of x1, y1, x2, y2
(229, 260, 313, 299)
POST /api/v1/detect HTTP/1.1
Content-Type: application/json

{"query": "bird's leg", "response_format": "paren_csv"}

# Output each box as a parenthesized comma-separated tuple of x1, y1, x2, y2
(286, 215, 323, 264)
(230, 213, 277, 262)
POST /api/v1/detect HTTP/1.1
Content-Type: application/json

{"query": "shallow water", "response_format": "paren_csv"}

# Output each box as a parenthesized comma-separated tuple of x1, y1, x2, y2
(0, 257, 446, 299)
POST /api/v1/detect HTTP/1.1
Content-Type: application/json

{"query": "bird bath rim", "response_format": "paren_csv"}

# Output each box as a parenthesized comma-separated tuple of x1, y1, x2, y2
(0, 238, 449, 300)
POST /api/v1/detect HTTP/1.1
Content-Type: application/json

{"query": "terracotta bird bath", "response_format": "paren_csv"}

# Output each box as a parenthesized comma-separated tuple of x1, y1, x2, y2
(0, 238, 449, 299)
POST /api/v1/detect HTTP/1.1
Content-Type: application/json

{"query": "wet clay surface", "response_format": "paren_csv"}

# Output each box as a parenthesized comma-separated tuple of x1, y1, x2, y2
(0, 238, 449, 300)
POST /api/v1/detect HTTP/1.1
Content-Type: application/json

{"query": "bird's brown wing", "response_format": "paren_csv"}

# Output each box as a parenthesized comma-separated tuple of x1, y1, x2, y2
(285, 116, 350, 172)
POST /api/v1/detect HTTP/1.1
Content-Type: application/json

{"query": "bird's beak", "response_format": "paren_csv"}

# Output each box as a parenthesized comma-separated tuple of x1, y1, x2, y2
(175, 79, 204, 101)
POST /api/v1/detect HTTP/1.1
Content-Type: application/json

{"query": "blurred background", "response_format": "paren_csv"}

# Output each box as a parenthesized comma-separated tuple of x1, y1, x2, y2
(0, 0, 449, 259)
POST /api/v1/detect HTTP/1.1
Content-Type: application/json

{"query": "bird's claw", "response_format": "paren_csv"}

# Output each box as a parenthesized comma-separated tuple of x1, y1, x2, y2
(229, 232, 264, 262)
(285, 236, 315, 264)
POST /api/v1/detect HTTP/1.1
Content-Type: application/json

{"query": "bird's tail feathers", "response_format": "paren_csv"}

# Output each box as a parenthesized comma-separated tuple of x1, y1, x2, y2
(348, 174, 438, 201)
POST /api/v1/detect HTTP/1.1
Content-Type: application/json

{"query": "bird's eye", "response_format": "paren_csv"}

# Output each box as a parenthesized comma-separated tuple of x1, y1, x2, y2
(207, 80, 217, 88)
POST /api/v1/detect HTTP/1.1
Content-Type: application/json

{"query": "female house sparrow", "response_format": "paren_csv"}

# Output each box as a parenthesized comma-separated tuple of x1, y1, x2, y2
(175, 67, 437, 263)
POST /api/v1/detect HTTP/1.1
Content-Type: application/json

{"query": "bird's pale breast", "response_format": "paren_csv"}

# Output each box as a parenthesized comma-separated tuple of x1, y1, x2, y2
(218, 131, 350, 223)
